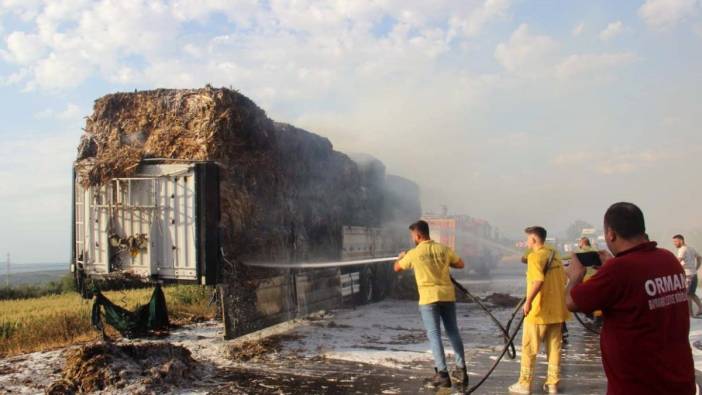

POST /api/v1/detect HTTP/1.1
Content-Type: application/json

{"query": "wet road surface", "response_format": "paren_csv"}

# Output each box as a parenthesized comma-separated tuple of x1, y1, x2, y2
(212, 266, 608, 394)
(211, 323, 606, 394)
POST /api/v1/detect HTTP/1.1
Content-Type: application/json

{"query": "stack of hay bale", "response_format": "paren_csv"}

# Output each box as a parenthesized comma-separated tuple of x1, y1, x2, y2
(75, 86, 421, 335)
(76, 86, 389, 264)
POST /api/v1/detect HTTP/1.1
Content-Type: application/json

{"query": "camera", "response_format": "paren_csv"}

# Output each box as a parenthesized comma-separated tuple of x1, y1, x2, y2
(575, 251, 603, 268)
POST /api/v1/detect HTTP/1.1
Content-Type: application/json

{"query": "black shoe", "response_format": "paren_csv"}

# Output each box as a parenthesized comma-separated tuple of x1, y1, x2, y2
(425, 368, 452, 388)
(452, 366, 469, 386)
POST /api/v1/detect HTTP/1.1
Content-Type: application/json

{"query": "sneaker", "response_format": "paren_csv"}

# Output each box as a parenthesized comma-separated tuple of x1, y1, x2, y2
(543, 384, 558, 394)
(452, 366, 469, 386)
(508, 382, 531, 394)
(425, 369, 452, 388)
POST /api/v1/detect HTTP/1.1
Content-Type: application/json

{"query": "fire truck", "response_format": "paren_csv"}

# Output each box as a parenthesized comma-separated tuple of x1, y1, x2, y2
(422, 211, 502, 277)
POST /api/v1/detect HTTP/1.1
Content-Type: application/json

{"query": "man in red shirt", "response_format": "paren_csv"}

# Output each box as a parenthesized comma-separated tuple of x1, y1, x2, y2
(566, 202, 696, 395)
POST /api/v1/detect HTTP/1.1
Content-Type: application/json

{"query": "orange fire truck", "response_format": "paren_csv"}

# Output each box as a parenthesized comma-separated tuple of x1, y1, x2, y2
(422, 212, 503, 277)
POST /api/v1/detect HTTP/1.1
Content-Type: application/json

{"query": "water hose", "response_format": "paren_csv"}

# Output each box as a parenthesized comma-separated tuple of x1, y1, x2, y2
(466, 310, 524, 394)
(573, 311, 601, 335)
(450, 276, 527, 394)
(451, 277, 601, 393)
(450, 277, 522, 359)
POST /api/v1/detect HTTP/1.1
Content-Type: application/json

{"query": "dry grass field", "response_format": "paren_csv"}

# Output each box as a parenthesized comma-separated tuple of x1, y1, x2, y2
(0, 285, 215, 357)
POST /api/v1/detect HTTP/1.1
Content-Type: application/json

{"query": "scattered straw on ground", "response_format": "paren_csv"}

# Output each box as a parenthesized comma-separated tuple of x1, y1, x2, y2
(228, 334, 301, 362)
(47, 342, 199, 395)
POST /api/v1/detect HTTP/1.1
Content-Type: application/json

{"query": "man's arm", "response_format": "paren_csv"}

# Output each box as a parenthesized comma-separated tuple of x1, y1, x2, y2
(523, 280, 543, 315)
(567, 250, 616, 313)
(565, 254, 587, 312)
(393, 251, 408, 272)
(523, 251, 547, 315)
(446, 248, 464, 269)
(393, 251, 406, 272)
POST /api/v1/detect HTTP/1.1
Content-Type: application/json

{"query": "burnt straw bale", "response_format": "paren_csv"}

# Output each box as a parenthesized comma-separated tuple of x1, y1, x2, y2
(75, 86, 422, 337)
(75, 87, 400, 266)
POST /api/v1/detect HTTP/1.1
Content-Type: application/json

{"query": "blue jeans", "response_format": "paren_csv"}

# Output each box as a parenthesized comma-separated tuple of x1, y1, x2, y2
(419, 302, 466, 372)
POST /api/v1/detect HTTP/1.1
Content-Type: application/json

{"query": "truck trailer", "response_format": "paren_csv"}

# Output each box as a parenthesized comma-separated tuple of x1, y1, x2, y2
(71, 87, 421, 338)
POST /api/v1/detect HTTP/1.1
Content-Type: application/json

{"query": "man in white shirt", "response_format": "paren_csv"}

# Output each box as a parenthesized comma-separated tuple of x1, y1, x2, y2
(673, 234, 702, 316)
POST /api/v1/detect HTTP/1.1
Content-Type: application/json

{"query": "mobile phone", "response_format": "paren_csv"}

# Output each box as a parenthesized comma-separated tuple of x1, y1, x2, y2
(575, 251, 603, 268)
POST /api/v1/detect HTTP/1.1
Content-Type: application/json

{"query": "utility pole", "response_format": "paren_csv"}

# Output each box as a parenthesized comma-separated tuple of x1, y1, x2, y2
(5, 253, 9, 288)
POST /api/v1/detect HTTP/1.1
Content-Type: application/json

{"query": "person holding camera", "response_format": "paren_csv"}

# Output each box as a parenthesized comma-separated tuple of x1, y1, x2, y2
(578, 237, 603, 322)
(565, 202, 695, 395)
(578, 237, 601, 274)
(394, 220, 468, 388)
(509, 226, 569, 395)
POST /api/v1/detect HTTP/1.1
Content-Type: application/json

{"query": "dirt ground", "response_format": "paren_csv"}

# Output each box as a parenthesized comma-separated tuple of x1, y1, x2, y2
(209, 300, 608, 395)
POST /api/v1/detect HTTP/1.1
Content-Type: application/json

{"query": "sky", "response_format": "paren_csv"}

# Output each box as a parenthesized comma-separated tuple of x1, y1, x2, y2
(0, 0, 700, 263)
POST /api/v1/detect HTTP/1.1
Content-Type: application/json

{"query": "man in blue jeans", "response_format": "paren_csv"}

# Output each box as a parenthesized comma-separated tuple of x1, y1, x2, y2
(394, 220, 468, 388)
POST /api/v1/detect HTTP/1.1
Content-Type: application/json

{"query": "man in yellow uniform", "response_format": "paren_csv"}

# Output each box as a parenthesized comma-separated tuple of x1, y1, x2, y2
(394, 220, 467, 389)
(509, 226, 570, 394)
(521, 242, 571, 344)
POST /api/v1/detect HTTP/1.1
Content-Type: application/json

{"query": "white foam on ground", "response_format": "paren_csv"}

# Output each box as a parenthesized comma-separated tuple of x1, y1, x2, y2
(0, 348, 66, 394)
(271, 299, 518, 374)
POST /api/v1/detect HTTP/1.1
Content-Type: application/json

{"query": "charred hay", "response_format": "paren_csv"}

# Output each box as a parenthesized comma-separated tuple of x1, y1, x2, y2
(228, 333, 302, 362)
(49, 342, 198, 395)
(75, 87, 387, 267)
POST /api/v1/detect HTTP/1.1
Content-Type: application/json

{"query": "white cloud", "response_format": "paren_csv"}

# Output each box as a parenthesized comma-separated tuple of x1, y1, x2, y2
(0, 0, 513, 92)
(448, 0, 511, 39)
(556, 52, 638, 79)
(57, 103, 82, 120)
(31, 53, 93, 90)
(494, 23, 558, 74)
(638, 0, 699, 30)
(34, 103, 83, 121)
(0, 0, 43, 22)
(493, 22, 635, 80)
(0, 68, 28, 86)
(599, 21, 624, 41)
(572, 22, 585, 36)
(1, 0, 180, 90)
(3, 31, 46, 64)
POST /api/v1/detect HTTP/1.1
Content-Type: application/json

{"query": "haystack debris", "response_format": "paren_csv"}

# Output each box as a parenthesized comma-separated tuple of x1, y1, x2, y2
(228, 333, 302, 362)
(47, 342, 198, 395)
